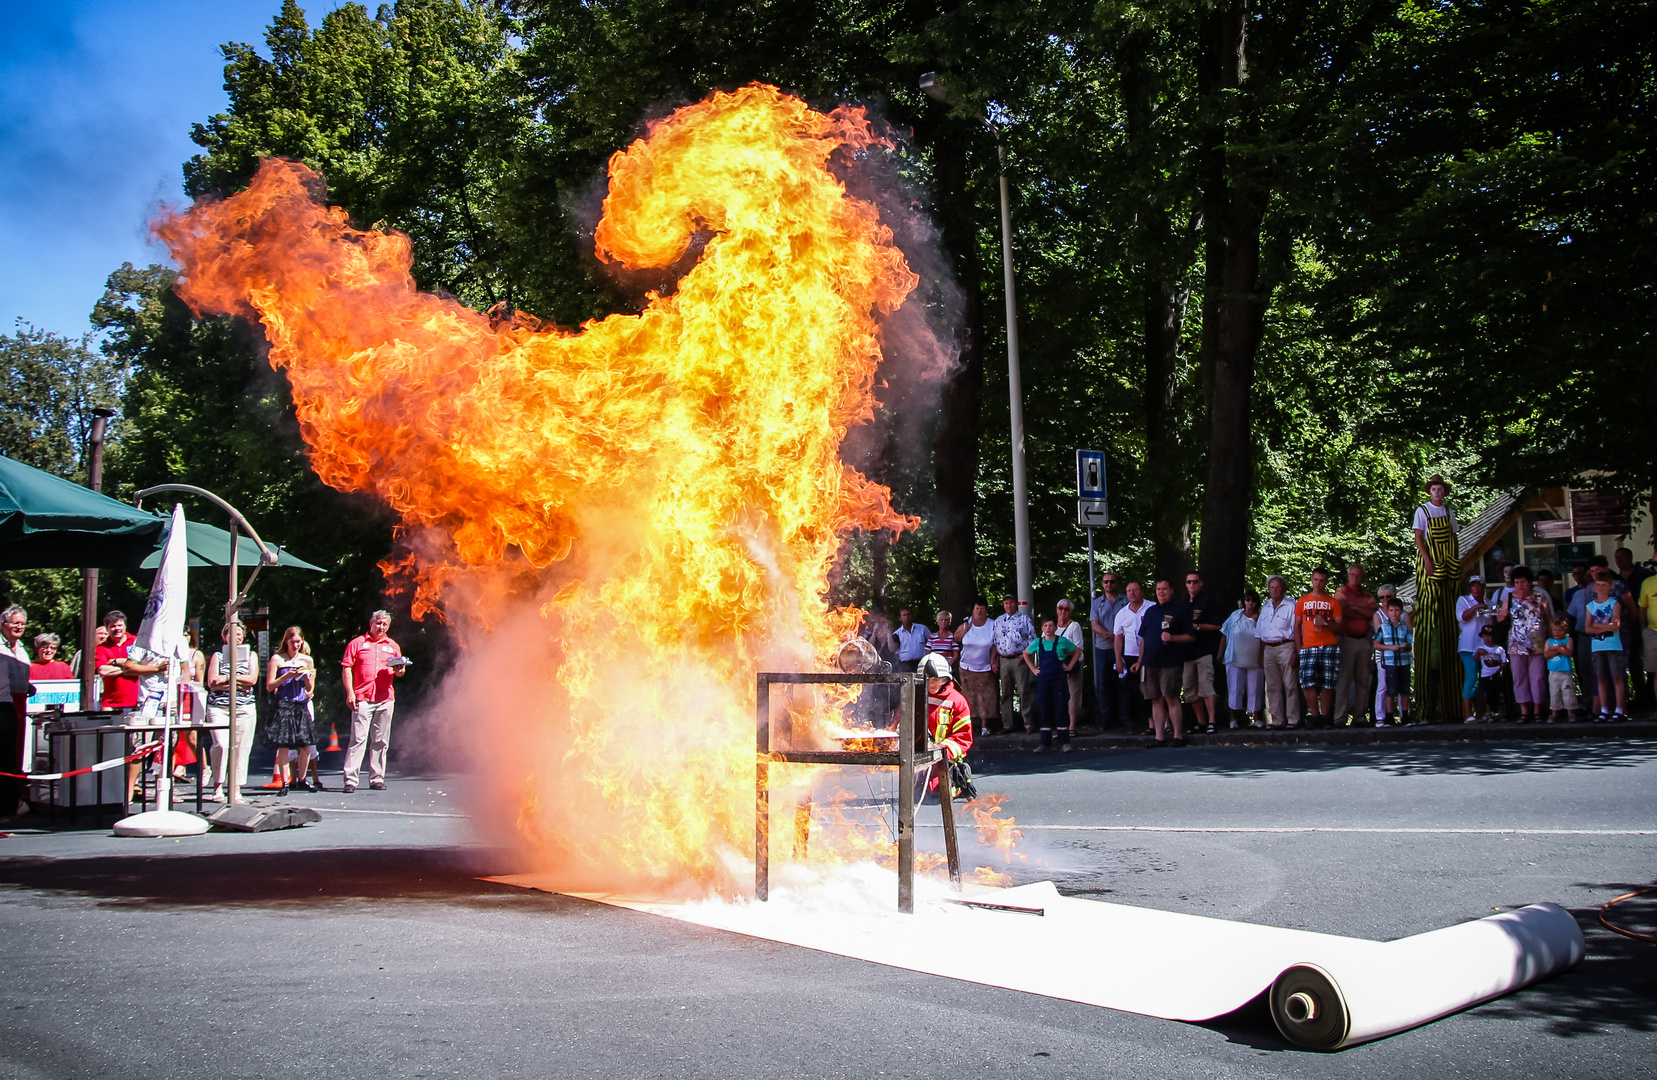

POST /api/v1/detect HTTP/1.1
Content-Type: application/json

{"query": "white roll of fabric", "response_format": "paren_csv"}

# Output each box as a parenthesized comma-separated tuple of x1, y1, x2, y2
(490, 875, 1585, 1051)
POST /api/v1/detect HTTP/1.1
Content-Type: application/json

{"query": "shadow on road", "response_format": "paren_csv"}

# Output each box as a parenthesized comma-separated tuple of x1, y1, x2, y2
(1466, 902, 1657, 1039)
(0, 846, 555, 912)
(972, 739, 1657, 779)
(1194, 899, 1657, 1049)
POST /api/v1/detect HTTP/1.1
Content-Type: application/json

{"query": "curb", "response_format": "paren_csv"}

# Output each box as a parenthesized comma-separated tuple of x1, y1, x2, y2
(974, 719, 1657, 751)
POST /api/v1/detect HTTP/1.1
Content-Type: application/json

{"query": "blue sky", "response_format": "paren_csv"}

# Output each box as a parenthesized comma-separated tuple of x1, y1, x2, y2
(0, 1, 347, 343)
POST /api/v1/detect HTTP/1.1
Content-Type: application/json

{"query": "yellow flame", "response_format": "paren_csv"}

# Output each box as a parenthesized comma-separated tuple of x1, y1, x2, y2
(157, 86, 945, 892)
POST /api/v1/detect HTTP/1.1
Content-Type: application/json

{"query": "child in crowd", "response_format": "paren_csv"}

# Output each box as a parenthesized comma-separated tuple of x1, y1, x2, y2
(1024, 617, 1078, 752)
(1584, 569, 1627, 722)
(1373, 597, 1413, 725)
(1220, 592, 1263, 729)
(1474, 625, 1509, 722)
(1542, 617, 1578, 723)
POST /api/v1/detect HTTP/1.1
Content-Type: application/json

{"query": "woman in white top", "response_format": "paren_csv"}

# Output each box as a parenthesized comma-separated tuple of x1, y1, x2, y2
(1220, 594, 1263, 728)
(1055, 600, 1085, 735)
(954, 600, 999, 736)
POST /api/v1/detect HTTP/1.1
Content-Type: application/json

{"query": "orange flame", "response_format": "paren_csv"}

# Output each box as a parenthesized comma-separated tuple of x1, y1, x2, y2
(965, 793, 1025, 865)
(157, 85, 941, 891)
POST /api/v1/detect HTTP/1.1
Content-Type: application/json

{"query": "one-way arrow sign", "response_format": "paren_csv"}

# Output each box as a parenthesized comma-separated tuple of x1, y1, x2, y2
(1077, 499, 1109, 527)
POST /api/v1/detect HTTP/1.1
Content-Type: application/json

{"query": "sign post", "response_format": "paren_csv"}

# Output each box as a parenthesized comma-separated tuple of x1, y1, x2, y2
(1075, 450, 1108, 651)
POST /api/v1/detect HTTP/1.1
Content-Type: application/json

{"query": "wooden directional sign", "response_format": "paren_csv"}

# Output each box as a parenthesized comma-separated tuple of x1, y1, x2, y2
(1077, 499, 1109, 527)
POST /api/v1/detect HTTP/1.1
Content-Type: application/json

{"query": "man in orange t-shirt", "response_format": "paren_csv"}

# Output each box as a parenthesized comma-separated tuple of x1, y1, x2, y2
(1294, 569, 1345, 727)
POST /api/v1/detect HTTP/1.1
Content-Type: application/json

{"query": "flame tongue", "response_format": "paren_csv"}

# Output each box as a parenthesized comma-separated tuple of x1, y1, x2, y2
(158, 85, 927, 888)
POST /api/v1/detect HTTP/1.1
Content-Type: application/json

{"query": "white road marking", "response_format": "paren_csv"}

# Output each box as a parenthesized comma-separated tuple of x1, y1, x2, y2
(313, 807, 467, 819)
(922, 824, 1656, 835)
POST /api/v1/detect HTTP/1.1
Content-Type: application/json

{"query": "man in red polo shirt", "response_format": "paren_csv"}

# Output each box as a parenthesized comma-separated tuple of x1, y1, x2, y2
(340, 609, 406, 793)
(94, 611, 142, 711)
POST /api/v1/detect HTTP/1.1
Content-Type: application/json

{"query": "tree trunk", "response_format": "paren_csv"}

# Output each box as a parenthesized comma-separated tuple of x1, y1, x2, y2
(931, 121, 985, 615)
(1123, 33, 1195, 586)
(1196, 0, 1271, 612)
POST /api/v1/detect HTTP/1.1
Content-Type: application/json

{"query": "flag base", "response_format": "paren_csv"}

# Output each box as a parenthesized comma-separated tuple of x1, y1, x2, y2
(113, 809, 210, 837)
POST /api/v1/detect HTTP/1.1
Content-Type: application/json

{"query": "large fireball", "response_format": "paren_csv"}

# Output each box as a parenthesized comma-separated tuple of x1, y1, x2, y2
(157, 85, 938, 890)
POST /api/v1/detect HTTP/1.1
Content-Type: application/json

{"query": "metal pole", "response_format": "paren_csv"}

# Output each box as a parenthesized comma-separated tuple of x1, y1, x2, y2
(225, 521, 242, 806)
(754, 676, 770, 902)
(80, 409, 114, 712)
(897, 675, 917, 914)
(1086, 528, 1097, 653)
(997, 146, 1032, 618)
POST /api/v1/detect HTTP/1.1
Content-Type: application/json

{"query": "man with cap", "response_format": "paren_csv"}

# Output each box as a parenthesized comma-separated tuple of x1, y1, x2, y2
(920, 652, 974, 798)
(992, 594, 1037, 734)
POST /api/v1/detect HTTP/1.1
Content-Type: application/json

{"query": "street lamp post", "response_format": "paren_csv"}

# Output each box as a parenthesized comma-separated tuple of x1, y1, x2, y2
(920, 73, 1032, 617)
(79, 407, 116, 711)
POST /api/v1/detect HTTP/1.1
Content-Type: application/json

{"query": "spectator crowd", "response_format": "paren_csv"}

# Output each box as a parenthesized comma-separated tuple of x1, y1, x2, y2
(869, 540, 1657, 747)
(0, 604, 408, 810)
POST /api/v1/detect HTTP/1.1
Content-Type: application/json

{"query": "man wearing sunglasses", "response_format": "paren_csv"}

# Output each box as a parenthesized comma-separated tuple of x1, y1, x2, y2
(1183, 572, 1222, 734)
(1090, 574, 1129, 728)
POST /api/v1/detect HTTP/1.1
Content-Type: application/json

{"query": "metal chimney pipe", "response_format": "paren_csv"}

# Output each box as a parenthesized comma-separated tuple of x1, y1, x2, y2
(80, 408, 116, 711)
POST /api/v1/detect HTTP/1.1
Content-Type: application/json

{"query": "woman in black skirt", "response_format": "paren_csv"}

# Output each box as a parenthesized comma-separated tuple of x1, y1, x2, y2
(264, 626, 317, 793)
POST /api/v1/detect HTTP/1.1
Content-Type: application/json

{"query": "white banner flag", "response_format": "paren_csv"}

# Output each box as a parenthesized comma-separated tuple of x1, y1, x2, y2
(132, 504, 190, 719)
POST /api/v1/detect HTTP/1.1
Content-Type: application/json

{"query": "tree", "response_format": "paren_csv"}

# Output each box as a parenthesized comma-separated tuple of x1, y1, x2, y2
(0, 319, 122, 479)
(185, 0, 574, 319)
(1322, 0, 1657, 501)
(0, 320, 124, 643)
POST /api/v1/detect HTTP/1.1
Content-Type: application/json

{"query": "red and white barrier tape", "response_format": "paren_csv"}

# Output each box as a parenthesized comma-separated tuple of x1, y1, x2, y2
(0, 740, 163, 781)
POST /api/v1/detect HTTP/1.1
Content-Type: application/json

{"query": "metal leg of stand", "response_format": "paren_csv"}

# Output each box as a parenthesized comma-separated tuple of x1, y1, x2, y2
(939, 758, 961, 889)
(897, 675, 916, 914)
(755, 677, 770, 903)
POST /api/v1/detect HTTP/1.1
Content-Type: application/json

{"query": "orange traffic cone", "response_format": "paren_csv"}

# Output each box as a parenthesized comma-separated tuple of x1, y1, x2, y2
(326, 726, 342, 751)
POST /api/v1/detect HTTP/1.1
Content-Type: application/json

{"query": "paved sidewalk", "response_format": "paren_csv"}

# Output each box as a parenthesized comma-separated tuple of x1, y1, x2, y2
(979, 716, 1657, 751)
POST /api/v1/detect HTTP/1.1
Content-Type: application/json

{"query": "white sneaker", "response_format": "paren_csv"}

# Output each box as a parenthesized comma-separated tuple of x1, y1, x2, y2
(1229, 719, 1239, 729)
(206, 788, 225, 803)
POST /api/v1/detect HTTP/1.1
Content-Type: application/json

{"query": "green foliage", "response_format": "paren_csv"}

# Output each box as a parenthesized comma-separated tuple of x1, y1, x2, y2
(0, 320, 123, 479)
(0, 320, 124, 642)
(185, 0, 595, 322)
(1318, 0, 1656, 497)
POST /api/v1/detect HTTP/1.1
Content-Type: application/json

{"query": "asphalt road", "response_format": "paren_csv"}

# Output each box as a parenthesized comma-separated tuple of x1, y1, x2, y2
(2, 739, 1654, 1080)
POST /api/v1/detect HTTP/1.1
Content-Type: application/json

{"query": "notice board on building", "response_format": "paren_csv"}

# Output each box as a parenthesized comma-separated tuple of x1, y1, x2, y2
(1570, 490, 1629, 538)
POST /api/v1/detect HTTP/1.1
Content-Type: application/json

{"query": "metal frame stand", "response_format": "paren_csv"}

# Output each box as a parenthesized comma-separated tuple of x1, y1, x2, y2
(755, 671, 961, 913)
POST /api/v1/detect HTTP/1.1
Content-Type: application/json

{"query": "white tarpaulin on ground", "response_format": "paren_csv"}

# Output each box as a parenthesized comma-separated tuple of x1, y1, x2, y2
(486, 872, 1583, 1050)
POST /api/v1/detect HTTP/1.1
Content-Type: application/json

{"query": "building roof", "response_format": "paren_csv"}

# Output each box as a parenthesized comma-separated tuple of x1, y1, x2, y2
(1396, 488, 1523, 604)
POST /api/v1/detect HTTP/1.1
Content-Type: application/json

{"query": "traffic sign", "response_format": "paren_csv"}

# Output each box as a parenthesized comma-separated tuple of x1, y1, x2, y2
(1076, 449, 1106, 499)
(1077, 500, 1108, 527)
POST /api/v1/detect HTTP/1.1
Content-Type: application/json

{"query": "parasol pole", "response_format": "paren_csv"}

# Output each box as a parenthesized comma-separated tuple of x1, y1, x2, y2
(132, 484, 277, 809)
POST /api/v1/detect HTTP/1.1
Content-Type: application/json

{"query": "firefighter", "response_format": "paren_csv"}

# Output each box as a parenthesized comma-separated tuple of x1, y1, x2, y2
(919, 652, 974, 798)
